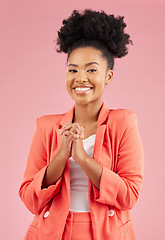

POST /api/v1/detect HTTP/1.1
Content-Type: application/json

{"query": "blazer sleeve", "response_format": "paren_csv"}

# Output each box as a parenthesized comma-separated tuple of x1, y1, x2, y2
(92, 111, 144, 211)
(18, 118, 63, 214)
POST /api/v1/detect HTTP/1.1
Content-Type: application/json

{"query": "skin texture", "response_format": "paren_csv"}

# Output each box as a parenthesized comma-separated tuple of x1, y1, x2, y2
(42, 46, 114, 190)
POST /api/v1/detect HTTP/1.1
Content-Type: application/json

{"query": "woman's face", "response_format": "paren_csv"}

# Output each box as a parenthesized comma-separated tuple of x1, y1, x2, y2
(66, 46, 113, 105)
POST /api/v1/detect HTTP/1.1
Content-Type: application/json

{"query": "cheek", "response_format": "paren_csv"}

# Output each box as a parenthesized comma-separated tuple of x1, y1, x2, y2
(94, 76, 105, 87)
(65, 79, 75, 95)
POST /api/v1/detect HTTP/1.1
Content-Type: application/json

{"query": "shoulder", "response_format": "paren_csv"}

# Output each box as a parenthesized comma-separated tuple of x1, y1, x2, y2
(107, 108, 137, 130)
(109, 108, 136, 120)
(35, 112, 65, 132)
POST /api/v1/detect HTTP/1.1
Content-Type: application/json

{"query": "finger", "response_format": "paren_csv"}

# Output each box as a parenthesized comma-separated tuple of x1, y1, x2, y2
(70, 129, 83, 139)
(79, 127, 84, 139)
(60, 122, 84, 136)
(63, 130, 72, 136)
(70, 126, 81, 135)
(69, 125, 84, 138)
(62, 130, 72, 137)
(61, 127, 77, 135)
(65, 131, 79, 141)
(61, 124, 81, 135)
(71, 133, 79, 139)
(64, 122, 82, 134)
(60, 123, 73, 134)
(71, 123, 84, 135)
(61, 122, 72, 130)
(60, 122, 79, 133)
(63, 130, 79, 139)
(73, 123, 82, 134)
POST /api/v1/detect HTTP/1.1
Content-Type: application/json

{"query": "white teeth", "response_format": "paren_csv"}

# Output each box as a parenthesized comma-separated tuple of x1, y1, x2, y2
(75, 87, 91, 92)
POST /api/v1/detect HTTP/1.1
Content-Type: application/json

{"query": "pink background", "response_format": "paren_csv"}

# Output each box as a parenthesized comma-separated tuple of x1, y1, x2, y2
(1, 0, 165, 239)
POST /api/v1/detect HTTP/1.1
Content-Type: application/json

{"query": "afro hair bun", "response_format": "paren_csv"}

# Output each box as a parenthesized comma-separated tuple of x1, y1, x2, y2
(55, 9, 133, 58)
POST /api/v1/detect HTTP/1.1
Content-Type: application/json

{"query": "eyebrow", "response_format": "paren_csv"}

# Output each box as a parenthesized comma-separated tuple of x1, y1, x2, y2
(68, 62, 99, 67)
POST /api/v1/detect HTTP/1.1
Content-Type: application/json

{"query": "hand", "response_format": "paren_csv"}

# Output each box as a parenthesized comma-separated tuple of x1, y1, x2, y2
(58, 122, 82, 161)
(71, 135, 87, 163)
(60, 122, 84, 139)
(60, 123, 86, 162)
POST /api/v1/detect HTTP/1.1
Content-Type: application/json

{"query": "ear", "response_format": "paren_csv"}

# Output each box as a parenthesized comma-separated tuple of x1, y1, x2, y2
(105, 70, 114, 85)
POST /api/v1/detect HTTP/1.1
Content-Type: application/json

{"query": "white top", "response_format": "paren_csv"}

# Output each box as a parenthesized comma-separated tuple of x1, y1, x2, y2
(69, 134, 96, 212)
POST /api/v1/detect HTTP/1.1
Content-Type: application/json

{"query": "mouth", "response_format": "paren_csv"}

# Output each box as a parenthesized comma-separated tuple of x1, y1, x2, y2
(73, 87, 93, 95)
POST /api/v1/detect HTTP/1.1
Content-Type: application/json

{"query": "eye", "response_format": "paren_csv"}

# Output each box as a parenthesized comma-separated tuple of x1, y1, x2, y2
(87, 69, 97, 73)
(68, 69, 78, 73)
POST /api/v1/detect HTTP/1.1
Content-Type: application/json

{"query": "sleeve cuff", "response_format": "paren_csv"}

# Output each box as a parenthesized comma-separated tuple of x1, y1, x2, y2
(34, 166, 63, 201)
(92, 166, 120, 205)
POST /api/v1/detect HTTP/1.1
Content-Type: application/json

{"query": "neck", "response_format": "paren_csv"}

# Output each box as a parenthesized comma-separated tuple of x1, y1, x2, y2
(73, 99, 103, 126)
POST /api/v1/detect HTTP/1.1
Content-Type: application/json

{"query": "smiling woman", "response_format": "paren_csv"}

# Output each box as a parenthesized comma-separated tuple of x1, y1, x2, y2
(19, 8, 144, 240)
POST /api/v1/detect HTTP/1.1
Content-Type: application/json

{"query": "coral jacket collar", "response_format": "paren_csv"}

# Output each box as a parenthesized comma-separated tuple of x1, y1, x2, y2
(59, 101, 109, 127)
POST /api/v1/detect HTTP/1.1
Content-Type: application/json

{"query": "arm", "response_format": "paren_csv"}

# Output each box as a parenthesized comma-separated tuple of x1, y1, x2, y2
(18, 118, 65, 214)
(75, 152, 103, 190)
(92, 112, 144, 211)
(41, 152, 67, 189)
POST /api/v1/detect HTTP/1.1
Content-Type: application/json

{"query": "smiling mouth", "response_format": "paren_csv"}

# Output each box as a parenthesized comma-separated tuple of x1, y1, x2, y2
(73, 87, 93, 95)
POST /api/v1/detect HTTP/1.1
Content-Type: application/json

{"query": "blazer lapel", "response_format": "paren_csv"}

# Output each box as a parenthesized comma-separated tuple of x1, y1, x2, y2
(56, 105, 75, 150)
(93, 125, 106, 164)
(93, 102, 109, 165)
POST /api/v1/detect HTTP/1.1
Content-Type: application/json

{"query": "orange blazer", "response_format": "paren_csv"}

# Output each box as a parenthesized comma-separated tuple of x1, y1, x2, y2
(19, 102, 144, 240)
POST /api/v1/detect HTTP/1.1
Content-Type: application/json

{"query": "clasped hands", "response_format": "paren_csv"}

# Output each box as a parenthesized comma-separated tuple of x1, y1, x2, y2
(60, 122, 87, 162)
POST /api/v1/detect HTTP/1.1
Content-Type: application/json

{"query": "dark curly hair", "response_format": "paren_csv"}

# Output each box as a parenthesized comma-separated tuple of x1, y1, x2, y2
(55, 9, 133, 70)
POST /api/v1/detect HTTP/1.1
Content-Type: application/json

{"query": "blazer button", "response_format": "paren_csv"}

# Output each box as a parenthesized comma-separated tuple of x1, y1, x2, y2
(44, 211, 49, 218)
(108, 209, 115, 217)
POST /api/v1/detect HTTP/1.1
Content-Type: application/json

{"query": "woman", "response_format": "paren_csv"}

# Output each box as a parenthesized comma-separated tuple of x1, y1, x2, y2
(19, 9, 144, 240)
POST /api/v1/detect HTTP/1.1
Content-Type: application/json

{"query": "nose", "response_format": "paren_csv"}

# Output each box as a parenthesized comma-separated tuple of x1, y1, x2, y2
(75, 71, 87, 83)
(76, 78, 87, 83)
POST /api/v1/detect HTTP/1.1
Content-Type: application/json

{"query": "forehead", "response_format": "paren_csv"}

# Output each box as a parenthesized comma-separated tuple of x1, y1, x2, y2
(68, 47, 105, 65)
